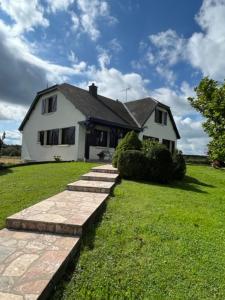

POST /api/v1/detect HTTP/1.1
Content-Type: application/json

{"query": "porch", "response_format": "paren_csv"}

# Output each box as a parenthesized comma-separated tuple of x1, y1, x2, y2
(79, 118, 138, 161)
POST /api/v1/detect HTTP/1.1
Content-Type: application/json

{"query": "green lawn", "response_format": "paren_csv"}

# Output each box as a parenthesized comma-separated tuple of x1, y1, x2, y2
(1, 163, 225, 299)
(52, 165, 225, 300)
(0, 162, 97, 229)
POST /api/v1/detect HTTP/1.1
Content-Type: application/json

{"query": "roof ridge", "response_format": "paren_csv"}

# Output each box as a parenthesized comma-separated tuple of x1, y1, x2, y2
(123, 102, 141, 128)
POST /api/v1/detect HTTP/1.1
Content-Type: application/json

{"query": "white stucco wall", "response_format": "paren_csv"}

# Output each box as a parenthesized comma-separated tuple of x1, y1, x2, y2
(21, 91, 86, 161)
(139, 108, 177, 145)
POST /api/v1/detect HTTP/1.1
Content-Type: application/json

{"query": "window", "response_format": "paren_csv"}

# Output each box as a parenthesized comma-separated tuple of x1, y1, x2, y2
(95, 130, 107, 147)
(46, 129, 59, 145)
(155, 109, 167, 125)
(61, 127, 75, 145)
(162, 139, 170, 150)
(143, 135, 159, 142)
(37, 131, 45, 145)
(90, 129, 107, 147)
(42, 95, 57, 114)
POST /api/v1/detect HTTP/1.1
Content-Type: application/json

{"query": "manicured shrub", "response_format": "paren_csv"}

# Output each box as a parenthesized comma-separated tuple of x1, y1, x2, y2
(172, 150, 186, 180)
(118, 150, 148, 179)
(146, 143, 173, 183)
(142, 139, 159, 156)
(112, 131, 142, 167)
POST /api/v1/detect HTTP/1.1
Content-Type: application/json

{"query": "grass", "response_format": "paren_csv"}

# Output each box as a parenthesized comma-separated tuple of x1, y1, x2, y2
(0, 162, 97, 229)
(52, 165, 225, 300)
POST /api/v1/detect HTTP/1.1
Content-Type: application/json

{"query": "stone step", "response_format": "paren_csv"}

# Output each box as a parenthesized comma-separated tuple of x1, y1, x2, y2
(67, 180, 115, 194)
(6, 191, 108, 236)
(80, 172, 119, 182)
(0, 228, 80, 300)
(91, 164, 118, 174)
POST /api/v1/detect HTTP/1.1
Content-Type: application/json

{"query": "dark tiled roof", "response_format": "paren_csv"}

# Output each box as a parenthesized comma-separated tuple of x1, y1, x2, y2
(125, 97, 158, 127)
(19, 83, 139, 131)
(58, 83, 138, 128)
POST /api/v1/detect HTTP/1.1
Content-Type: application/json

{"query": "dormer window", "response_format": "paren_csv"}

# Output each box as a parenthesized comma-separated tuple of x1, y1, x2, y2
(155, 108, 167, 125)
(42, 95, 57, 114)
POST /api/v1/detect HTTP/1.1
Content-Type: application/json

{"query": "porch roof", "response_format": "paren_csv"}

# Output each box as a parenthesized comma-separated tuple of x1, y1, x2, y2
(79, 117, 141, 131)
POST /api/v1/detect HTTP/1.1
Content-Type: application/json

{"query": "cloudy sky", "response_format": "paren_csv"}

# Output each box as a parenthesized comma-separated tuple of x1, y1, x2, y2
(0, 0, 225, 154)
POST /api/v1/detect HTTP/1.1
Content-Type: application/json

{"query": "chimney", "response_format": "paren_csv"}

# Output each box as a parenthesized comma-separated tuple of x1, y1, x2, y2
(89, 83, 98, 98)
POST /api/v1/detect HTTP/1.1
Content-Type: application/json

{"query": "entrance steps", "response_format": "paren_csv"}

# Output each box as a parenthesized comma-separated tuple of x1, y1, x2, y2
(67, 180, 115, 194)
(91, 164, 118, 174)
(0, 164, 118, 300)
(6, 191, 108, 236)
(80, 171, 119, 182)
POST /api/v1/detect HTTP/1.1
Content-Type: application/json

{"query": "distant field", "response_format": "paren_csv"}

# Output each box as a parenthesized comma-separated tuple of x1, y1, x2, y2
(0, 156, 21, 164)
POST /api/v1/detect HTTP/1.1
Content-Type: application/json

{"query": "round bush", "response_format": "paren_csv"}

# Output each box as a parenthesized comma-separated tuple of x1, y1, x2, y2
(112, 131, 142, 167)
(172, 150, 186, 180)
(146, 143, 173, 183)
(118, 150, 148, 180)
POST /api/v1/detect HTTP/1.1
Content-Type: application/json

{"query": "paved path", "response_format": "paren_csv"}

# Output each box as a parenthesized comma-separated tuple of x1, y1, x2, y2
(0, 164, 119, 300)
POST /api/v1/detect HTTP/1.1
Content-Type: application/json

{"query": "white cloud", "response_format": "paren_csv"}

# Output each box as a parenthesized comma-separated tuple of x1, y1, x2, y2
(108, 38, 123, 53)
(75, 0, 117, 41)
(151, 81, 195, 117)
(84, 66, 149, 101)
(0, 102, 27, 121)
(149, 29, 185, 66)
(0, 0, 49, 33)
(71, 12, 80, 32)
(186, 0, 225, 80)
(175, 117, 210, 155)
(142, 0, 225, 82)
(47, 0, 74, 13)
(0, 130, 22, 145)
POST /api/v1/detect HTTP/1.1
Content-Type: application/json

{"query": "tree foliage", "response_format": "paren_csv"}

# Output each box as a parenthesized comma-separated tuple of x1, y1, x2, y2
(188, 77, 225, 162)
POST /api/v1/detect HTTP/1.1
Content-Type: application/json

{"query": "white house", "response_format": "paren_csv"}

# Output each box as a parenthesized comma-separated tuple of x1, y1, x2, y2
(19, 83, 180, 162)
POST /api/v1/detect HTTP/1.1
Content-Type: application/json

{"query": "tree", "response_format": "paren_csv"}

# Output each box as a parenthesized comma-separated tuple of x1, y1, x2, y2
(0, 132, 6, 155)
(188, 77, 225, 163)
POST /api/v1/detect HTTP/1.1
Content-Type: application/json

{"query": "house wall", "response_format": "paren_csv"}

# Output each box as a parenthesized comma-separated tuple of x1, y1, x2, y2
(21, 91, 86, 162)
(138, 108, 177, 148)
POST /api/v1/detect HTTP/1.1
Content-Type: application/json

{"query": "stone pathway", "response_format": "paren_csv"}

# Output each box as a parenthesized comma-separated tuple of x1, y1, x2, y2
(0, 164, 119, 300)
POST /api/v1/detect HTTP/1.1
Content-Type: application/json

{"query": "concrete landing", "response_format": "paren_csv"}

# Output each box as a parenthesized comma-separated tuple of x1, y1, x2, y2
(6, 191, 108, 236)
(67, 180, 115, 193)
(0, 229, 79, 300)
(91, 164, 118, 174)
(80, 171, 119, 182)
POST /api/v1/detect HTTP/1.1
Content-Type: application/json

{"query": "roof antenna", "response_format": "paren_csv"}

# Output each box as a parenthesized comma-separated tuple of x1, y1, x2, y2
(121, 87, 131, 102)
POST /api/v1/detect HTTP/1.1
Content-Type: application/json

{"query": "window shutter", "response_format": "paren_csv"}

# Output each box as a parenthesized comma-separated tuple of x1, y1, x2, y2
(164, 112, 168, 125)
(68, 127, 75, 144)
(155, 109, 159, 122)
(42, 99, 47, 114)
(40, 131, 44, 145)
(52, 95, 57, 112)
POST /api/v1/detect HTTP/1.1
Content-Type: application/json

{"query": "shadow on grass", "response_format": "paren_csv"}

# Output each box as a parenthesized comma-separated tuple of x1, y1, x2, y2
(129, 175, 214, 194)
(169, 175, 214, 194)
(0, 167, 13, 176)
(51, 201, 108, 300)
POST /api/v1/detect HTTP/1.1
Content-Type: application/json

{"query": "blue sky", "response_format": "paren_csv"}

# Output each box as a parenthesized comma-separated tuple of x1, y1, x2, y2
(0, 0, 225, 154)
